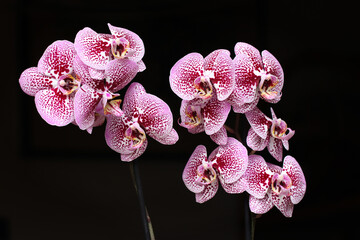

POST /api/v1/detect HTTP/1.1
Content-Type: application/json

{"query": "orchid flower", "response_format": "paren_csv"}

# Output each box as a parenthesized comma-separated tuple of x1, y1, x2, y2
(19, 40, 78, 126)
(245, 107, 295, 161)
(170, 49, 235, 102)
(105, 82, 178, 162)
(74, 23, 145, 79)
(179, 95, 231, 145)
(73, 54, 139, 133)
(182, 137, 248, 203)
(227, 42, 284, 113)
(245, 155, 306, 217)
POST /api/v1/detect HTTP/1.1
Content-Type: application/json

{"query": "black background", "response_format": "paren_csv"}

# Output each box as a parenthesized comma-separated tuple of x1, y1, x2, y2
(2, 0, 359, 239)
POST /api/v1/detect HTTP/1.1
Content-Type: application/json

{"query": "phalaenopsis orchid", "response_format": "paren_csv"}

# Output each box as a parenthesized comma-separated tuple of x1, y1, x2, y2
(19, 21, 306, 240)
(170, 41, 306, 236)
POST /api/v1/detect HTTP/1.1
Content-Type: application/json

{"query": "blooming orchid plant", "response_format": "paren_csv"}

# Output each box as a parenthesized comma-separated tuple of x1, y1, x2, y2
(19, 23, 305, 240)
(170, 43, 306, 221)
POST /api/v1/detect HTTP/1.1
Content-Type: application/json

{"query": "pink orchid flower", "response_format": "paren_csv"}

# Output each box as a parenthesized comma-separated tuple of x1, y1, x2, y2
(245, 107, 295, 162)
(105, 82, 178, 162)
(179, 96, 230, 145)
(19, 40, 78, 126)
(227, 42, 284, 113)
(74, 23, 145, 78)
(182, 137, 248, 203)
(73, 54, 139, 133)
(169, 49, 235, 102)
(245, 154, 306, 217)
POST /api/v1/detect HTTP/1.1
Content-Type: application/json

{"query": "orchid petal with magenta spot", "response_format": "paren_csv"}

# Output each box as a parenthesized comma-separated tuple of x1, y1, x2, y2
(245, 155, 273, 199)
(170, 53, 203, 100)
(182, 145, 208, 194)
(38, 40, 76, 79)
(19, 67, 55, 96)
(35, 88, 74, 126)
(209, 137, 248, 184)
(203, 49, 235, 101)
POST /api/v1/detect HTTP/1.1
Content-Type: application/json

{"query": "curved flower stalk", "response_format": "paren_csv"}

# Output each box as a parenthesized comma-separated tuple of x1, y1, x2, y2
(105, 82, 178, 162)
(73, 55, 139, 133)
(245, 107, 295, 161)
(169, 49, 235, 102)
(74, 23, 145, 79)
(182, 137, 248, 203)
(179, 96, 231, 145)
(19, 40, 78, 126)
(245, 155, 306, 217)
(227, 42, 284, 113)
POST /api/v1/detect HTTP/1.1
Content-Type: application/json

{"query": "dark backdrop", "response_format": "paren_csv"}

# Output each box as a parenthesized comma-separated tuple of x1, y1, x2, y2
(2, 0, 358, 239)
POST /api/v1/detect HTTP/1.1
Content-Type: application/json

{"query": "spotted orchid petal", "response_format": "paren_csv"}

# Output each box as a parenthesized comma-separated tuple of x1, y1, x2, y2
(86, 113, 106, 134)
(203, 96, 231, 135)
(209, 137, 248, 184)
(74, 27, 112, 70)
(105, 58, 139, 92)
(38, 40, 76, 79)
(73, 55, 105, 90)
(195, 180, 219, 203)
(182, 145, 208, 194)
(121, 81, 147, 110)
(245, 107, 272, 139)
(234, 42, 263, 70)
(203, 49, 235, 101)
(230, 97, 259, 114)
(35, 88, 74, 126)
(19, 67, 55, 96)
(246, 127, 269, 151)
(74, 85, 102, 130)
(123, 82, 175, 143)
(249, 193, 274, 215)
(137, 60, 146, 72)
(155, 128, 179, 145)
(107, 23, 145, 63)
(268, 137, 284, 162)
(230, 53, 260, 105)
(283, 156, 306, 204)
(121, 139, 148, 162)
(245, 155, 273, 199)
(169, 53, 204, 100)
(220, 175, 247, 194)
(210, 126, 228, 145)
(261, 50, 284, 103)
(270, 190, 294, 217)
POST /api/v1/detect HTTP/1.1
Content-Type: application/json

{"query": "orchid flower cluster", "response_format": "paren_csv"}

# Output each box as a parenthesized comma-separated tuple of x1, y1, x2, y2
(19, 23, 178, 161)
(170, 43, 306, 217)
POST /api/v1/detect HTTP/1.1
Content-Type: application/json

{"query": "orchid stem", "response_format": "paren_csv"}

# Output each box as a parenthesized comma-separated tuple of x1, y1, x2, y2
(244, 193, 256, 240)
(129, 160, 155, 240)
(235, 113, 242, 143)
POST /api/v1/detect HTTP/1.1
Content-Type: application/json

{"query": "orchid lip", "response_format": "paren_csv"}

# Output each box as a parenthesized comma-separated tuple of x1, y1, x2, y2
(104, 99, 123, 117)
(271, 118, 294, 140)
(194, 75, 213, 99)
(271, 172, 292, 196)
(110, 37, 130, 59)
(195, 160, 217, 185)
(259, 74, 279, 100)
(254, 70, 279, 100)
(57, 74, 80, 95)
(180, 105, 202, 129)
(125, 122, 146, 149)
